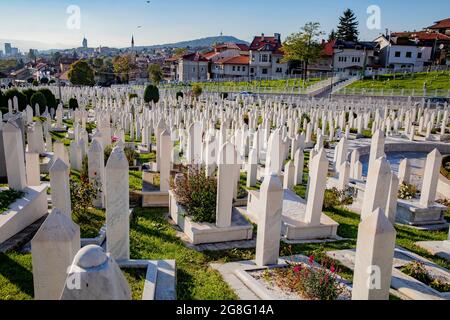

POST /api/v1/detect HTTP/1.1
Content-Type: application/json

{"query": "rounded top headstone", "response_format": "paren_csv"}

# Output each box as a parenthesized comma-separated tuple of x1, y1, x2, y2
(73, 245, 108, 269)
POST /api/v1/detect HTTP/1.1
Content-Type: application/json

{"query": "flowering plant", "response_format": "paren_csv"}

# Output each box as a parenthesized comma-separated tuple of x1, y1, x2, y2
(398, 182, 418, 200)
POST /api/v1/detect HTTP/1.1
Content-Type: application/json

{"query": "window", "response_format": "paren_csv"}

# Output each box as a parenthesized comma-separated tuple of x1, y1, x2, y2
(395, 51, 401, 58)
(243, 67, 246, 72)
(193, 67, 196, 72)
(276, 58, 280, 64)
(232, 66, 236, 71)
(276, 67, 282, 73)
(237, 66, 241, 71)
(261, 54, 268, 62)
(406, 52, 412, 58)
(250, 67, 255, 73)
(262, 68, 268, 75)
(417, 52, 422, 59)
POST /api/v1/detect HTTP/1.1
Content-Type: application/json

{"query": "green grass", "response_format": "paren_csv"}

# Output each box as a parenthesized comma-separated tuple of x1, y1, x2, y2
(130, 207, 239, 299)
(0, 189, 24, 214)
(122, 268, 146, 300)
(73, 208, 105, 239)
(0, 252, 34, 300)
(346, 71, 450, 91)
(129, 170, 143, 191)
(137, 152, 156, 165)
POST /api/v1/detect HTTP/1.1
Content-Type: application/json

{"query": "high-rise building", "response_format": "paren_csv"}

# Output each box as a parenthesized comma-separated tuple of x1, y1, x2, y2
(82, 36, 88, 49)
(5, 43, 12, 56)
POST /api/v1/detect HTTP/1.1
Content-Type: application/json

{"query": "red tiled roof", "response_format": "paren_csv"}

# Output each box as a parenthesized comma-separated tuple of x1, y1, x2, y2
(323, 40, 336, 56)
(215, 55, 250, 65)
(428, 18, 450, 29)
(182, 52, 208, 62)
(236, 43, 250, 51)
(249, 35, 282, 52)
(202, 51, 218, 60)
(392, 31, 450, 41)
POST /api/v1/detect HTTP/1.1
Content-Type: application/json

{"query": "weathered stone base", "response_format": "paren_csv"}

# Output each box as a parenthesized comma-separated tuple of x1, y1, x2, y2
(118, 259, 176, 300)
(328, 247, 450, 300)
(142, 191, 169, 207)
(0, 185, 48, 245)
(170, 191, 253, 245)
(245, 189, 339, 241)
(416, 241, 450, 261)
(396, 199, 448, 227)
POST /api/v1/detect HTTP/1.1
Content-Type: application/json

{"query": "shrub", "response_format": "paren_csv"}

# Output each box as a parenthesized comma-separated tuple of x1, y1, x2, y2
(70, 171, 99, 222)
(49, 79, 56, 84)
(104, 145, 113, 166)
(176, 91, 184, 100)
(221, 92, 228, 100)
(30, 92, 47, 115)
(398, 183, 418, 200)
(401, 261, 450, 293)
(272, 255, 347, 300)
(0, 90, 6, 111)
(124, 146, 137, 166)
(22, 88, 36, 105)
(128, 93, 138, 100)
(192, 84, 202, 99)
(323, 188, 353, 210)
(32, 80, 39, 86)
(144, 85, 160, 104)
(40, 77, 49, 85)
(38, 88, 57, 109)
(69, 98, 79, 110)
(170, 165, 217, 223)
(4, 88, 27, 111)
(441, 155, 450, 180)
(0, 189, 24, 213)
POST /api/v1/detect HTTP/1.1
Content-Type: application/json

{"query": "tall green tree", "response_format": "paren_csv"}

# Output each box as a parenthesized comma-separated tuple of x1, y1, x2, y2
(148, 63, 163, 85)
(113, 54, 134, 84)
(282, 22, 324, 79)
(328, 29, 337, 41)
(173, 47, 188, 57)
(336, 9, 359, 42)
(68, 60, 95, 86)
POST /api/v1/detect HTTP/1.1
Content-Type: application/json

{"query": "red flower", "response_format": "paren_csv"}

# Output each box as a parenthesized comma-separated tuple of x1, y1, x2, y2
(293, 265, 302, 273)
(309, 255, 315, 265)
(330, 265, 336, 273)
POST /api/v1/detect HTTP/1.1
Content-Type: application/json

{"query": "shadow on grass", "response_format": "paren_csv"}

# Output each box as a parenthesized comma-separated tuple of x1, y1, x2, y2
(0, 253, 34, 299)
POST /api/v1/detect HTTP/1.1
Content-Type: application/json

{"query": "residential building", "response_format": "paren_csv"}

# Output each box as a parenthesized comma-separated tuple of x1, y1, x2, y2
(211, 55, 250, 79)
(248, 33, 288, 78)
(203, 43, 249, 63)
(332, 40, 378, 76)
(308, 40, 335, 74)
(426, 18, 450, 36)
(374, 35, 433, 71)
(175, 52, 209, 82)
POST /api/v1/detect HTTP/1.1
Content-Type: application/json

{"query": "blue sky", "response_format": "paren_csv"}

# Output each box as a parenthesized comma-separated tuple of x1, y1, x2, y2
(0, 0, 448, 50)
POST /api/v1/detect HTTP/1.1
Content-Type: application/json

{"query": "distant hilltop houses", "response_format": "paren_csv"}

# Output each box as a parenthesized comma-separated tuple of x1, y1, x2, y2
(1, 17, 449, 86)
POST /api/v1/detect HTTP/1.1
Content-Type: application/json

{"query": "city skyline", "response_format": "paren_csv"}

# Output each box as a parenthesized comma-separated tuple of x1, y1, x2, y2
(0, 0, 449, 51)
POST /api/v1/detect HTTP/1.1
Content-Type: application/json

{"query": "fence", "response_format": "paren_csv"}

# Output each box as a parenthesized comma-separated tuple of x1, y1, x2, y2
(334, 87, 450, 98)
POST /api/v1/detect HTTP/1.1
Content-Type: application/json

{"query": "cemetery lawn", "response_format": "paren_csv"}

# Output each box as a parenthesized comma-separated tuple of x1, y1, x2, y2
(73, 208, 105, 239)
(0, 189, 24, 214)
(346, 70, 450, 91)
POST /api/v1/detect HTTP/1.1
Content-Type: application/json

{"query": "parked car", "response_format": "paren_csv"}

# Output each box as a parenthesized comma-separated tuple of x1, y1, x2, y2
(425, 97, 449, 106)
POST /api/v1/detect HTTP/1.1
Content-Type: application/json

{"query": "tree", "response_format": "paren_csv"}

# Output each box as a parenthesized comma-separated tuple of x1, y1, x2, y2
(30, 92, 47, 115)
(176, 91, 184, 101)
(38, 88, 57, 109)
(174, 47, 188, 57)
(328, 29, 337, 41)
(5, 89, 27, 111)
(23, 88, 37, 105)
(40, 77, 49, 85)
(192, 84, 203, 99)
(282, 22, 324, 79)
(148, 64, 163, 85)
(113, 54, 134, 84)
(143, 85, 160, 104)
(52, 51, 62, 65)
(68, 60, 95, 86)
(0, 90, 6, 112)
(336, 9, 359, 42)
(69, 98, 79, 110)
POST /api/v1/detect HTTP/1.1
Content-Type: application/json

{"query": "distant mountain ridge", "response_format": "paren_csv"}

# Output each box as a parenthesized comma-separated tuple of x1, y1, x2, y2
(132, 35, 249, 50)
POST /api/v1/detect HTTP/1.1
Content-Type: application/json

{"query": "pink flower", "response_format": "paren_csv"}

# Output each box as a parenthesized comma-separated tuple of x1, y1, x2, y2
(293, 265, 302, 273)
(330, 265, 336, 273)
(111, 136, 119, 143)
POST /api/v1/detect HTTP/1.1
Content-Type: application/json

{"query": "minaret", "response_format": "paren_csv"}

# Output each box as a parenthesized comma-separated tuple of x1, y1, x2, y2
(131, 35, 135, 52)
